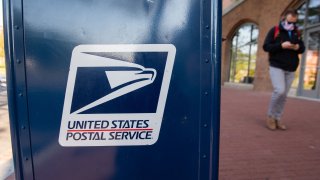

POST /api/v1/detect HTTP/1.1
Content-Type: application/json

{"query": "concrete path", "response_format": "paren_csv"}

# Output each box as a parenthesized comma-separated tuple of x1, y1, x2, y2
(220, 87, 320, 179)
(0, 89, 14, 180)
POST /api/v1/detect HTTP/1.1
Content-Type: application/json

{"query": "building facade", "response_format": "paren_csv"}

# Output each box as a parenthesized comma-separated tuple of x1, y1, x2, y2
(222, 0, 320, 99)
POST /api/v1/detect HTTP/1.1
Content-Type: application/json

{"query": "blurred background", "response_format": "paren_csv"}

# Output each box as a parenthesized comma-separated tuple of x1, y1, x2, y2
(220, 1, 320, 179)
(222, 0, 320, 99)
(0, 0, 4, 85)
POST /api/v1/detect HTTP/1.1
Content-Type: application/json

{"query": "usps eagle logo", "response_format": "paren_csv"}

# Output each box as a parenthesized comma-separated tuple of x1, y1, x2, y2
(72, 56, 157, 114)
(59, 44, 176, 147)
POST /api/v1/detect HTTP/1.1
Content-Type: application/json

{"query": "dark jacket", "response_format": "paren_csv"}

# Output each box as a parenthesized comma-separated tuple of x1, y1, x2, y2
(263, 23, 305, 72)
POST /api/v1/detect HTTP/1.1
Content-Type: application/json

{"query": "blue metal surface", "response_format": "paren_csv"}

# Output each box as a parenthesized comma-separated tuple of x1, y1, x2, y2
(211, 0, 222, 179)
(4, 0, 34, 179)
(4, 0, 221, 179)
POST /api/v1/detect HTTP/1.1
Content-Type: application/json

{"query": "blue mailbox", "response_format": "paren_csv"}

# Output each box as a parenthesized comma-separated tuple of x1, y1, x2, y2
(4, 0, 221, 179)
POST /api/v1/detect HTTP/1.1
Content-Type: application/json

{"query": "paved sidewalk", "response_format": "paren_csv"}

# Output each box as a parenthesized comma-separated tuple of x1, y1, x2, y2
(219, 87, 320, 179)
(0, 88, 14, 180)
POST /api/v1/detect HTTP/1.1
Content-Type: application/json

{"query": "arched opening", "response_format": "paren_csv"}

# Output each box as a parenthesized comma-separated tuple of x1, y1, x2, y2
(229, 23, 259, 84)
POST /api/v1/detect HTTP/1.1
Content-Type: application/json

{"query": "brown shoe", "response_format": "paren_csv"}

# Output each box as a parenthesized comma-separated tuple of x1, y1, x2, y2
(276, 121, 287, 130)
(266, 117, 276, 130)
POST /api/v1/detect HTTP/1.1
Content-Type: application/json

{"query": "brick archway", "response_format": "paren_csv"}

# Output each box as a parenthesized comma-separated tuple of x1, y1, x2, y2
(222, 19, 258, 83)
(226, 19, 259, 84)
(222, 0, 298, 91)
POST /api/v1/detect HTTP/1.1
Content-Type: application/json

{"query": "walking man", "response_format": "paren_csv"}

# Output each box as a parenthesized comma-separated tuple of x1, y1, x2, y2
(263, 9, 305, 130)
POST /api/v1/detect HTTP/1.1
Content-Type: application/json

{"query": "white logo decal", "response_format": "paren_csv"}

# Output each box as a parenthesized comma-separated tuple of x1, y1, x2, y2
(59, 44, 176, 146)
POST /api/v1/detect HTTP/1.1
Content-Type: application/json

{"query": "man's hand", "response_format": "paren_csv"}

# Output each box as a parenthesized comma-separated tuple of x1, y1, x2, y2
(292, 44, 300, 51)
(281, 41, 300, 51)
(281, 41, 294, 49)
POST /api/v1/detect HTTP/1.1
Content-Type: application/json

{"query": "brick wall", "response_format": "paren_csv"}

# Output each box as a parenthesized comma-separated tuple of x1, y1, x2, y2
(223, 0, 235, 10)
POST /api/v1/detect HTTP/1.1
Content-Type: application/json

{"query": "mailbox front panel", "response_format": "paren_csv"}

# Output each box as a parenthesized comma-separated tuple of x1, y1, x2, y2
(4, 0, 221, 179)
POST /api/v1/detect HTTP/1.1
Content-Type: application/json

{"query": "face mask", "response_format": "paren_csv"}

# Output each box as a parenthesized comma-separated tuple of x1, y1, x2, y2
(281, 20, 295, 31)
